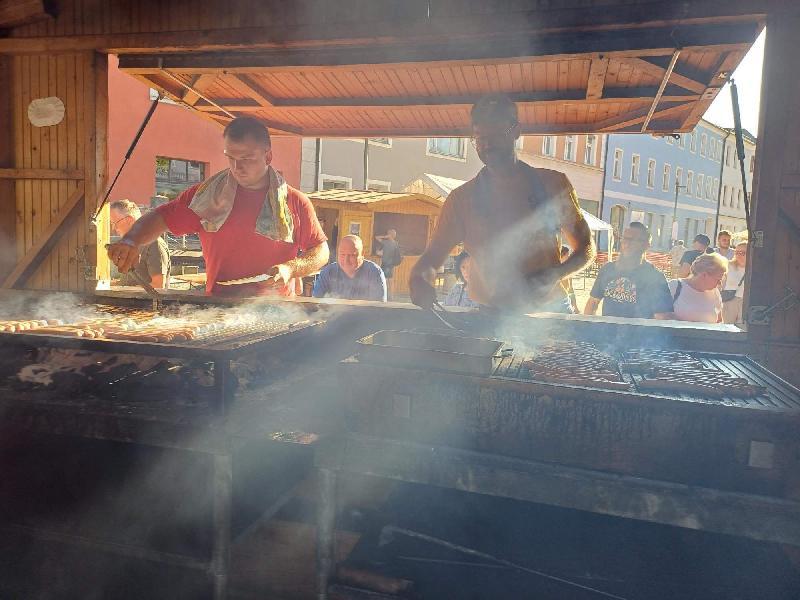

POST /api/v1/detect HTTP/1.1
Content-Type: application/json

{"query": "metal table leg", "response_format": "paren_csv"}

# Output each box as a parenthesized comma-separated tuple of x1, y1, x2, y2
(316, 468, 337, 600)
(213, 359, 232, 416)
(211, 452, 233, 600)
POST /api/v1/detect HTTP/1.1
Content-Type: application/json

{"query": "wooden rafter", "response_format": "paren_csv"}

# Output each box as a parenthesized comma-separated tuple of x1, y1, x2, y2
(223, 74, 276, 107)
(586, 55, 610, 100)
(0, 0, 52, 29)
(181, 74, 218, 106)
(641, 50, 681, 132)
(620, 57, 708, 94)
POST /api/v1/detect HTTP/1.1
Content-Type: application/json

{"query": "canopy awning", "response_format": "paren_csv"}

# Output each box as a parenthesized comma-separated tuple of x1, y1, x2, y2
(112, 2, 764, 137)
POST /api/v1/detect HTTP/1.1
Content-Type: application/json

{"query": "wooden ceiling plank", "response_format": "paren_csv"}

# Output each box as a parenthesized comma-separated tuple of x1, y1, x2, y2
(586, 55, 610, 100)
(621, 57, 708, 94)
(181, 73, 218, 106)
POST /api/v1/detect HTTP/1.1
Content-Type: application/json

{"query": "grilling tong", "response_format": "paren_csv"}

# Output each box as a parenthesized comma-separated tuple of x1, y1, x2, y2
(430, 299, 462, 331)
(106, 244, 162, 311)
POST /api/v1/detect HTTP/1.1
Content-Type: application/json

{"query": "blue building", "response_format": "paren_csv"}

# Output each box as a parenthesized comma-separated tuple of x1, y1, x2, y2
(600, 119, 726, 251)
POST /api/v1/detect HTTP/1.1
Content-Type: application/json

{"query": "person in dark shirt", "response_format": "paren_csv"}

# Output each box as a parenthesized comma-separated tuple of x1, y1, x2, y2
(676, 233, 714, 278)
(584, 222, 673, 319)
(313, 235, 386, 301)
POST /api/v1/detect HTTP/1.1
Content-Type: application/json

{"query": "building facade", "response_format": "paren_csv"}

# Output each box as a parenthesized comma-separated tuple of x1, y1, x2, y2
(718, 128, 756, 237)
(601, 119, 729, 251)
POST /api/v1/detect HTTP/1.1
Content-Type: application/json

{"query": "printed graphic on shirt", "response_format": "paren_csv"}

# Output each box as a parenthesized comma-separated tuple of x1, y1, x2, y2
(604, 277, 637, 304)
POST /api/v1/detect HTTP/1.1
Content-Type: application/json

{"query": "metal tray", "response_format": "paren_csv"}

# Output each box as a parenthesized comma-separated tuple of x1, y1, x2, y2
(356, 330, 507, 376)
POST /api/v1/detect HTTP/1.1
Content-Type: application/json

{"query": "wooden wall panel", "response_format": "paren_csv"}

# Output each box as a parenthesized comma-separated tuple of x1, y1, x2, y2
(7, 51, 108, 292)
(0, 56, 14, 282)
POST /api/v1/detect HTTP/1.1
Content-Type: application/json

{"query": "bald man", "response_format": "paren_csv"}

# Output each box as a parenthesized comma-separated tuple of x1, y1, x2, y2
(312, 235, 387, 301)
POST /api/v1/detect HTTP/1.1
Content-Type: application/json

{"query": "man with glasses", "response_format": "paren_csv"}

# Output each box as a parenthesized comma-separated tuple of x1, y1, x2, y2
(584, 222, 673, 319)
(109, 199, 171, 288)
(409, 94, 594, 312)
(107, 117, 328, 297)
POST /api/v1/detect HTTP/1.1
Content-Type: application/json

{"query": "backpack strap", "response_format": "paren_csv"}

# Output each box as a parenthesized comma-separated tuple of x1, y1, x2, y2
(672, 280, 683, 302)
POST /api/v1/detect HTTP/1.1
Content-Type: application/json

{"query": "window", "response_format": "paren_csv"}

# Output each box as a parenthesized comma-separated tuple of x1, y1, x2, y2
(645, 212, 654, 232)
(686, 170, 693, 195)
(678, 134, 685, 149)
(750, 156, 755, 173)
(675, 167, 683, 191)
(690, 131, 697, 152)
(713, 178, 719, 201)
(427, 137, 466, 159)
(700, 133, 708, 157)
(725, 145, 732, 166)
(696, 173, 704, 198)
(662, 163, 671, 192)
(155, 157, 206, 198)
(709, 140, 716, 161)
(366, 179, 391, 192)
(630, 154, 640, 184)
(656, 215, 666, 247)
(737, 189, 743, 208)
(369, 138, 392, 147)
(706, 176, 713, 200)
(320, 175, 352, 190)
(612, 148, 623, 180)
(684, 218, 692, 241)
(564, 135, 577, 161)
(646, 159, 656, 188)
(666, 136, 674, 145)
(584, 135, 597, 165)
(723, 185, 729, 206)
(542, 136, 557, 157)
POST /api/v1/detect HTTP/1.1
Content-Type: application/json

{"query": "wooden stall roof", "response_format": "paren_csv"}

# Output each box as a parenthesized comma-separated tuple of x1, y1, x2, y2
(2, 1, 770, 136)
(308, 189, 442, 209)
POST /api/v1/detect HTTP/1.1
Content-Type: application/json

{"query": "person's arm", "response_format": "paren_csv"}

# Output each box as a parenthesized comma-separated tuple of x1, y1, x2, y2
(551, 175, 595, 281)
(583, 297, 601, 315)
(410, 193, 463, 307)
(273, 191, 330, 286)
(583, 265, 606, 315)
(676, 262, 691, 278)
(272, 242, 329, 286)
(370, 267, 388, 302)
(108, 211, 170, 274)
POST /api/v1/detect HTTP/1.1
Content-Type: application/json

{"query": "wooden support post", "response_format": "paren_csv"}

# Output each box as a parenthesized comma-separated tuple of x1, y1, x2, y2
(747, 9, 800, 383)
(0, 55, 15, 282)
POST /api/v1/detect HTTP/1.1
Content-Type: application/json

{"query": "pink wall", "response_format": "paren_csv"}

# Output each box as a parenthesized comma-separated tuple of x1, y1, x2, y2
(106, 55, 302, 206)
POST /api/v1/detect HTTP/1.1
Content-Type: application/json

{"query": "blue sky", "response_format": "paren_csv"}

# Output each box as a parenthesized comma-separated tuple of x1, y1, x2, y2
(702, 30, 765, 135)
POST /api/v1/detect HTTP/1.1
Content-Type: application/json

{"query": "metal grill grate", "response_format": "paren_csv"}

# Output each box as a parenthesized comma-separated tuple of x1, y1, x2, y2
(494, 350, 800, 414)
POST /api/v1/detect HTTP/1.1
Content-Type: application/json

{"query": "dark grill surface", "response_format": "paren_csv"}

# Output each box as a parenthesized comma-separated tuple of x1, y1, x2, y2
(494, 350, 800, 413)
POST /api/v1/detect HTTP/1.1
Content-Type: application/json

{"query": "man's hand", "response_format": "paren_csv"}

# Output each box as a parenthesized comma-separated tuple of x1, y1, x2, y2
(107, 239, 141, 274)
(409, 267, 437, 308)
(266, 263, 294, 287)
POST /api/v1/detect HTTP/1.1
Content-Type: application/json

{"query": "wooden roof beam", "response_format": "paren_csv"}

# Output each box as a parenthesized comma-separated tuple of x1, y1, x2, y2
(621, 57, 707, 94)
(181, 74, 218, 106)
(586, 55, 610, 100)
(222, 74, 276, 107)
(0, 0, 53, 29)
(641, 50, 681, 132)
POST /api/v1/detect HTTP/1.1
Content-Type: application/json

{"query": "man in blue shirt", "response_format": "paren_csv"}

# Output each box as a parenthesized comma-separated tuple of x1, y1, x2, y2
(313, 235, 387, 301)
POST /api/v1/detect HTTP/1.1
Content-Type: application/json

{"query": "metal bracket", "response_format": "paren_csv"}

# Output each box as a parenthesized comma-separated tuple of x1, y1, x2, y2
(747, 287, 799, 325)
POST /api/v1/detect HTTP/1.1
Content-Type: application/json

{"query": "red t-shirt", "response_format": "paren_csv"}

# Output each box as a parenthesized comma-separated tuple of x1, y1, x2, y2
(157, 183, 327, 297)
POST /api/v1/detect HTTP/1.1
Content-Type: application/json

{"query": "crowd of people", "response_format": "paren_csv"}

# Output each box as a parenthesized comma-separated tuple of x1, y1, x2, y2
(585, 226, 748, 325)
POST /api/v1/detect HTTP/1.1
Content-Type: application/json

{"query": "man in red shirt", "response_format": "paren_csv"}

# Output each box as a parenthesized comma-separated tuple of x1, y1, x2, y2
(107, 117, 328, 297)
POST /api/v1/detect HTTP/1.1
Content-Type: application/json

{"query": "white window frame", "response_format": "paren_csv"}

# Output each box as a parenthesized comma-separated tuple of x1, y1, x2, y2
(737, 189, 743, 208)
(368, 138, 392, 147)
(678, 134, 685, 148)
(666, 135, 674, 145)
(675, 166, 683, 192)
(696, 173, 705, 198)
(542, 136, 557, 157)
(686, 170, 693, 195)
(706, 176, 713, 200)
(612, 148, 623, 181)
(584, 135, 597, 165)
(713, 178, 719, 201)
(690, 131, 697, 153)
(723, 185, 729, 206)
(630, 154, 640, 185)
(646, 158, 656, 188)
(700, 133, 708, 157)
(366, 178, 391, 192)
(426, 137, 467, 161)
(662, 163, 671, 192)
(320, 174, 353, 191)
(563, 135, 577, 161)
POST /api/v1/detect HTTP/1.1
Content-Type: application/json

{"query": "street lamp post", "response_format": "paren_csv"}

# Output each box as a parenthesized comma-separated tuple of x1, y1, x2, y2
(672, 178, 688, 243)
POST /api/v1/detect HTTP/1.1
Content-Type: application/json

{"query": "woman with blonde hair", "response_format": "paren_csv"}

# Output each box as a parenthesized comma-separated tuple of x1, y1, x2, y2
(667, 253, 727, 323)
